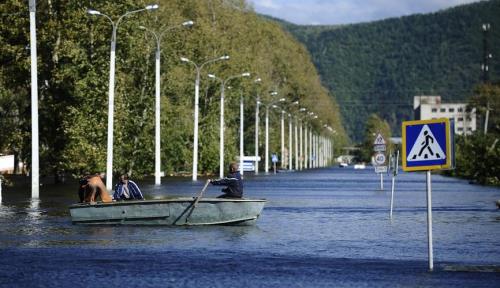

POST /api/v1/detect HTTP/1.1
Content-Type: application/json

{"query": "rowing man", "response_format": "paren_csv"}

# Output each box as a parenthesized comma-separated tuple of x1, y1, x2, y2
(210, 163, 243, 198)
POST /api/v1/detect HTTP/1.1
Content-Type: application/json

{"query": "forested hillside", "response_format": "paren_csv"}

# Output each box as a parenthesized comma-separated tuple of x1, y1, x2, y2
(0, 0, 345, 179)
(282, 0, 500, 141)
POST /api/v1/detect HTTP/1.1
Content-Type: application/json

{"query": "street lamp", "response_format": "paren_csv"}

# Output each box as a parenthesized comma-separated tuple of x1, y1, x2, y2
(288, 112, 293, 171)
(208, 72, 250, 179)
(297, 107, 310, 170)
(304, 111, 316, 169)
(139, 21, 194, 185)
(309, 114, 318, 168)
(298, 108, 307, 170)
(263, 94, 285, 173)
(88, 4, 159, 190)
(253, 78, 262, 175)
(281, 109, 285, 171)
(289, 100, 299, 171)
(181, 55, 230, 181)
(28, 0, 39, 198)
(238, 74, 252, 177)
(140, 20, 193, 185)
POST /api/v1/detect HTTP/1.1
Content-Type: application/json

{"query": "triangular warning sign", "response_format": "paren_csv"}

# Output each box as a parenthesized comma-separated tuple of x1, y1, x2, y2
(407, 125, 446, 161)
(373, 134, 386, 145)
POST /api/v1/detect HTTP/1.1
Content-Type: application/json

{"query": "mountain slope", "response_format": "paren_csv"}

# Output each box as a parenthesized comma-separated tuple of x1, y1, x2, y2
(281, 0, 500, 141)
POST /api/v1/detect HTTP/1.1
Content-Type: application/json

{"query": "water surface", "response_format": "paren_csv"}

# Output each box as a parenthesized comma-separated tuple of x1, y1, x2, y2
(0, 167, 499, 287)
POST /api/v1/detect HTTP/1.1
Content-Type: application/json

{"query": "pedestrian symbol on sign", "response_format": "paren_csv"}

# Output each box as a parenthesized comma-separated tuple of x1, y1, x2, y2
(407, 124, 446, 162)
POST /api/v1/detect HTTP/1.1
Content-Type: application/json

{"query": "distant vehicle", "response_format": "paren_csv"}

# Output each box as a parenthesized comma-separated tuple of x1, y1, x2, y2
(339, 162, 348, 167)
(354, 163, 366, 169)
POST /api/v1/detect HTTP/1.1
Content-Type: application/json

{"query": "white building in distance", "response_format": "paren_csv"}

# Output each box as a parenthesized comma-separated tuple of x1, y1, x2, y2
(413, 95, 476, 135)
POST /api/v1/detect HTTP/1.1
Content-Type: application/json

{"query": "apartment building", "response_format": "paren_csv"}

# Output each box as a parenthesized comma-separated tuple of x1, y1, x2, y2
(413, 95, 476, 135)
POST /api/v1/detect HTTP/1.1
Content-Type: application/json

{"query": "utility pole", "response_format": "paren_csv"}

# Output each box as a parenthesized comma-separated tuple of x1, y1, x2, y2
(481, 23, 491, 84)
(481, 23, 492, 134)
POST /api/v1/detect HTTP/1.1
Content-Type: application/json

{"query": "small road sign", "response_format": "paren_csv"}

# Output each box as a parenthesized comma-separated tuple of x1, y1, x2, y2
(373, 133, 386, 145)
(402, 118, 455, 272)
(374, 152, 386, 165)
(373, 144, 386, 152)
(375, 166, 387, 173)
(402, 118, 453, 172)
(271, 154, 278, 163)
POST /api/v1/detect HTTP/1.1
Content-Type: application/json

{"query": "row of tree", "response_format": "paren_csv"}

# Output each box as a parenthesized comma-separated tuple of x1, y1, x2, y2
(0, 0, 346, 180)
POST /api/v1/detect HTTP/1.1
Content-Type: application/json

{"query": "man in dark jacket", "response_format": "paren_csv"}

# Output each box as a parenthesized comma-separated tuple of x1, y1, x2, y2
(210, 163, 243, 198)
(113, 174, 144, 200)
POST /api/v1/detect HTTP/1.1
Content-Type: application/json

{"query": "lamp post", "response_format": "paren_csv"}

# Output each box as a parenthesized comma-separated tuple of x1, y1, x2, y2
(281, 109, 285, 170)
(253, 78, 262, 175)
(326, 126, 336, 167)
(308, 114, 318, 168)
(263, 94, 284, 173)
(289, 100, 299, 170)
(240, 92, 244, 176)
(28, 0, 39, 198)
(140, 20, 193, 185)
(88, 4, 159, 190)
(208, 72, 250, 179)
(314, 132, 318, 168)
(278, 105, 292, 170)
(308, 125, 312, 169)
(294, 115, 298, 170)
(305, 112, 316, 169)
(181, 55, 230, 181)
(288, 113, 293, 171)
(298, 108, 307, 170)
(303, 122, 307, 169)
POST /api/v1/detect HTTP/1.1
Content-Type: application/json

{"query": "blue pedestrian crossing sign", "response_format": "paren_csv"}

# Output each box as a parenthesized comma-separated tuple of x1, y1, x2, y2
(402, 118, 454, 171)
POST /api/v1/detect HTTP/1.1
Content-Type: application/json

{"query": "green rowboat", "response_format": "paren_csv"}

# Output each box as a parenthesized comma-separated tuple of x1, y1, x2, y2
(69, 197, 266, 226)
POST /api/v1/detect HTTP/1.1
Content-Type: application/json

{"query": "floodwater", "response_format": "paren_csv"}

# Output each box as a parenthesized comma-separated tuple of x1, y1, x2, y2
(0, 167, 499, 287)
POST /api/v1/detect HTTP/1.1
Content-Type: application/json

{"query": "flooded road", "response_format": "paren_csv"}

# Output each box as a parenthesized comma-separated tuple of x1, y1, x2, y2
(0, 167, 499, 287)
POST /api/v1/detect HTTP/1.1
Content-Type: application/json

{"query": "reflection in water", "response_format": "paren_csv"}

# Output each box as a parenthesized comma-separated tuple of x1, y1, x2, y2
(27, 198, 42, 218)
(0, 204, 15, 218)
(22, 199, 44, 247)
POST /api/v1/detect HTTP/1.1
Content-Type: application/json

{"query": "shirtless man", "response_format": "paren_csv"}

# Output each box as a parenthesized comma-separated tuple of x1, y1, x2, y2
(78, 173, 113, 203)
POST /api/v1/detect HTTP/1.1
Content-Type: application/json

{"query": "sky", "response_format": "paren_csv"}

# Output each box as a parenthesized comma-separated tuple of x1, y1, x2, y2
(247, 0, 482, 25)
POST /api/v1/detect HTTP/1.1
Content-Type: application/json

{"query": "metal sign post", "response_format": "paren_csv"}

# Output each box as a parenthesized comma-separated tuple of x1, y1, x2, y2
(390, 150, 399, 219)
(426, 170, 433, 271)
(380, 173, 383, 190)
(402, 118, 454, 272)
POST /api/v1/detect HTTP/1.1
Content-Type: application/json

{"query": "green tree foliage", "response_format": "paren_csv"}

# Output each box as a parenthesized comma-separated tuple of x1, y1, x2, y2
(447, 133, 500, 185)
(280, 0, 500, 141)
(355, 114, 392, 163)
(0, 0, 346, 179)
(444, 82, 500, 186)
(470, 83, 500, 134)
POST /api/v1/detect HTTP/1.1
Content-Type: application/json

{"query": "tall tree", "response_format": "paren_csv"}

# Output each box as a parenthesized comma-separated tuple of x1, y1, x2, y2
(357, 114, 392, 163)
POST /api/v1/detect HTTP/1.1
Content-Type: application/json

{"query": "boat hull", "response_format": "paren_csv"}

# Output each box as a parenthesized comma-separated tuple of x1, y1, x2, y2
(69, 198, 266, 226)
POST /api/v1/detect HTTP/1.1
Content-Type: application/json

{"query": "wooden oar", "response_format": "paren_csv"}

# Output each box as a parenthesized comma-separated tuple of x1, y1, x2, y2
(186, 179, 211, 223)
(193, 179, 210, 207)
